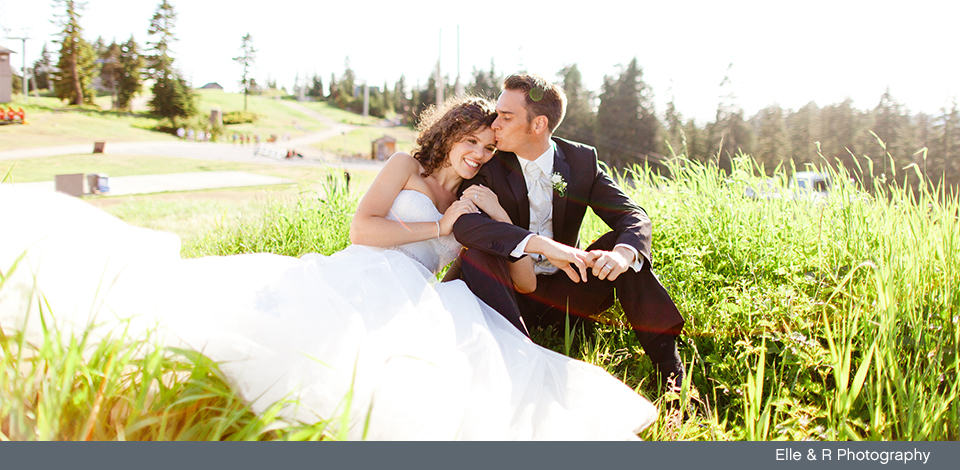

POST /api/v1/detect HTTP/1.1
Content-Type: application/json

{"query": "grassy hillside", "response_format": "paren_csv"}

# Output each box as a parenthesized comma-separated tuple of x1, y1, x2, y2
(313, 126, 418, 158)
(0, 91, 327, 150)
(0, 96, 179, 149)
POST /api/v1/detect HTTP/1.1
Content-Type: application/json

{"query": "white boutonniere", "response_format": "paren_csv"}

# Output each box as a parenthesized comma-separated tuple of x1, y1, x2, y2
(550, 172, 567, 197)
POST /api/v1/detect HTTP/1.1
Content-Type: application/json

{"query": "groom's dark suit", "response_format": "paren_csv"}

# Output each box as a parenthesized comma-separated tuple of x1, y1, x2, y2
(452, 136, 684, 345)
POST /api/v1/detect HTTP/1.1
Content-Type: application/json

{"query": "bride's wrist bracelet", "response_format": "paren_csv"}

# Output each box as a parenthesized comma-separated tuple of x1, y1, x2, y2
(435, 221, 441, 240)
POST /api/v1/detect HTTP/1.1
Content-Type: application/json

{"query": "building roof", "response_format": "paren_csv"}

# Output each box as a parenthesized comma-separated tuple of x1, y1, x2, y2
(199, 82, 223, 89)
(0, 46, 16, 54)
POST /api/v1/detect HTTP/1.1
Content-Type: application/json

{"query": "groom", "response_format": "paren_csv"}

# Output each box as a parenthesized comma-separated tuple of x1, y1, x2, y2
(450, 73, 686, 388)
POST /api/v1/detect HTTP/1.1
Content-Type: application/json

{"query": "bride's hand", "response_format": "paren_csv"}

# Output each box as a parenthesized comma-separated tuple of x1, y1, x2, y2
(439, 199, 479, 236)
(461, 185, 511, 224)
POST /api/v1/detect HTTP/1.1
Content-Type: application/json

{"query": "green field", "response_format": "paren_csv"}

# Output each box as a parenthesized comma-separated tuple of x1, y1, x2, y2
(2, 152, 957, 441)
(0, 96, 179, 149)
(1, 91, 957, 440)
(312, 126, 418, 158)
(0, 91, 328, 150)
(193, 90, 327, 139)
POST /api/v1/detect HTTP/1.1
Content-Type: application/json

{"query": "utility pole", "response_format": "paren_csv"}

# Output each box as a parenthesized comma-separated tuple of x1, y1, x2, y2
(454, 26, 463, 97)
(436, 29, 443, 105)
(362, 81, 369, 117)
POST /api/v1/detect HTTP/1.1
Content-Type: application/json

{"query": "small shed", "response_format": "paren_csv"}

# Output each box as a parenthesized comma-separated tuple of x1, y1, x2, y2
(0, 46, 14, 103)
(371, 135, 397, 160)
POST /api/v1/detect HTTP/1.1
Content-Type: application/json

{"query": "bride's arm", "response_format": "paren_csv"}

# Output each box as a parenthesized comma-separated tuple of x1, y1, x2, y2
(509, 257, 536, 294)
(460, 185, 536, 293)
(350, 153, 477, 247)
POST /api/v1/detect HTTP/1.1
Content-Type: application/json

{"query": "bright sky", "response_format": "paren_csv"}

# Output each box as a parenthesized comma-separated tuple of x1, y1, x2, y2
(2, 0, 958, 124)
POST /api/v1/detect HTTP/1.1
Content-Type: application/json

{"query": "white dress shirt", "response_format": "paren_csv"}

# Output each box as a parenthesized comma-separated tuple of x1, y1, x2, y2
(510, 143, 644, 275)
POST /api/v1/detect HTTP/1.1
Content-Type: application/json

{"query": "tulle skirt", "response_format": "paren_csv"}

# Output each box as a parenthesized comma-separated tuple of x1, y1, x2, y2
(0, 187, 657, 440)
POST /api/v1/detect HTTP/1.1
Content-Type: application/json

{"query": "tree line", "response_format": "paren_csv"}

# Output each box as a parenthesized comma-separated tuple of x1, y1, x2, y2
(22, 0, 197, 124)
(307, 57, 959, 191)
(21, 1, 960, 190)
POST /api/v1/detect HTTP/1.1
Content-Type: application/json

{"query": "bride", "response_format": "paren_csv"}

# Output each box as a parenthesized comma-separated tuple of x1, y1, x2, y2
(0, 96, 657, 440)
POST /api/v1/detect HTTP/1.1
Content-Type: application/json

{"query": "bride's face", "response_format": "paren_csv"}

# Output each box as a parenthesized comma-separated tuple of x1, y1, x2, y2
(448, 127, 497, 179)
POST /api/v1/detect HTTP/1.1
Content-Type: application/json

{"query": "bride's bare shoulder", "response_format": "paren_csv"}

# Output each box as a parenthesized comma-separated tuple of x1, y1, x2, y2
(386, 151, 415, 165)
(385, 152, 426, 176)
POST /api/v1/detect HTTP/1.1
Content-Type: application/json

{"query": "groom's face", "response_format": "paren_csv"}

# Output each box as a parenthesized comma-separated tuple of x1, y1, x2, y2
(492, 89, 535, 154)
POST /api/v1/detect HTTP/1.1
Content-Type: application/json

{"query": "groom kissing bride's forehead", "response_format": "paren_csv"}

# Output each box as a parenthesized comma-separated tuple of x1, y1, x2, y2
(450, 72, 688, 390)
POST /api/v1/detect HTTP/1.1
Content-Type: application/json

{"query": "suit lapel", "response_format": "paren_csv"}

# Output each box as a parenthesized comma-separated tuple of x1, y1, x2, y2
(501, 152, 530, 229)
(552, 142, 570, 241)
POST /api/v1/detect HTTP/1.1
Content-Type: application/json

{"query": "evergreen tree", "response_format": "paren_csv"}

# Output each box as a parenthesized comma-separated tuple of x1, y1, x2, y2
(818, 98, 861, 170)
(753, 105, 787, 172)
(708, 65, 751, 169)
(146, 0, 176, 81)
(146, 0, 196, 122)
(151, 72, 197, 123)
(487, 59, 501, 93)
(785, 102, 820, 165)
(682, 119, 709, 164)
(470, 60, 500, 99)
(31, 43, 54, 91)
(662, 93, 684, 157)
(52, 0, 96, 105)
(11, 73, 22, 95)
(327, 72, 338, 101)
(98, 41, 122, 108)
(233, 33, 257, 111)
(308, 74, 324, 99)
(394, 75, 409, 123)
(381, 80, 394, 116)
(409, 86, 422, 120)
(869, 88, 911, 177)
(595, 58, 659, 169)
(596, 76, 626, 167)
(415, 73, 439, 119)
(932, 101, 960, 189)
(335, 58, 359, 112)
(555, 64, 595, 146)
(367, 85, 388, 118)
(92, 36, 106, 57)
(914, 112, 934, 153)
(115, 36, 144, 111)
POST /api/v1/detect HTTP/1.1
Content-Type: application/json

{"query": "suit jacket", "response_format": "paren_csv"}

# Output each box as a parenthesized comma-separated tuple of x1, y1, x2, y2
(453, 136, 653, 266)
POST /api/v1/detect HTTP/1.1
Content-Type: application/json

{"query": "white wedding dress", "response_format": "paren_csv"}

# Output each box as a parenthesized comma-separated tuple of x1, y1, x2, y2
(0, 187, 657, 440)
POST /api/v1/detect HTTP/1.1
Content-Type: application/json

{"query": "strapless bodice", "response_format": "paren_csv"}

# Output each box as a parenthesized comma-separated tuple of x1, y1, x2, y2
(382, 190, 461, 273)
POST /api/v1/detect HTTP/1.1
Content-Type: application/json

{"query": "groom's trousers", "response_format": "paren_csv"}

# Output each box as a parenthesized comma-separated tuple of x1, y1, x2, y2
(459, 231, 684, 347)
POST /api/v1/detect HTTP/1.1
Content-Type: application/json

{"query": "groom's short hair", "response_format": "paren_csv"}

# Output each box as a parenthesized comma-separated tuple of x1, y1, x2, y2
(502, 73, 567, 133)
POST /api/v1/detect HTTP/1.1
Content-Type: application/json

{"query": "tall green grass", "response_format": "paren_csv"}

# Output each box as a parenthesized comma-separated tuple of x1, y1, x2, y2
(608, 150, 958, 440)
(2, 150, 956, 440)
(187, 174, 356, 258)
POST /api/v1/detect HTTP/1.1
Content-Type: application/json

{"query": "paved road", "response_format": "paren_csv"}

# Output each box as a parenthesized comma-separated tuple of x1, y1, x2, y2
(0, 101, 389, 195)
(7, 171, 297, 196)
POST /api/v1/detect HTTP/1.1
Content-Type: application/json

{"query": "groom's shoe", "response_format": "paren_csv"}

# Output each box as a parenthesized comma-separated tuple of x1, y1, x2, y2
(642, 333, 684, 393)
(656, 359, 707, 420)
(646, 335, 706, 419)
(654, 360, 685, 395)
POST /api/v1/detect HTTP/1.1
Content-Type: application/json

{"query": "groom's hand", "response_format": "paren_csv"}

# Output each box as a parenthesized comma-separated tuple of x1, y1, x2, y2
(527, 236, 592, 283)
(588, 247, 635, 281)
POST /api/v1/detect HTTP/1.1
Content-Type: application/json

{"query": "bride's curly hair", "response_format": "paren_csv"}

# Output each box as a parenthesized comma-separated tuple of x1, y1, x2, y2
(413, 95, 497, 177)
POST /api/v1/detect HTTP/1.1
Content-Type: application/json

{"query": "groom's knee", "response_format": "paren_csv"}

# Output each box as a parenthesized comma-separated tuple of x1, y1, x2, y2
(461, 248, 511, 283)
(585, 231, 619, 251)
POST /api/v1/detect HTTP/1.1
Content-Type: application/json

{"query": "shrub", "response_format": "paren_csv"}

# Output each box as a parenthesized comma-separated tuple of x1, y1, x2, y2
(222, 111, 259, 125)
